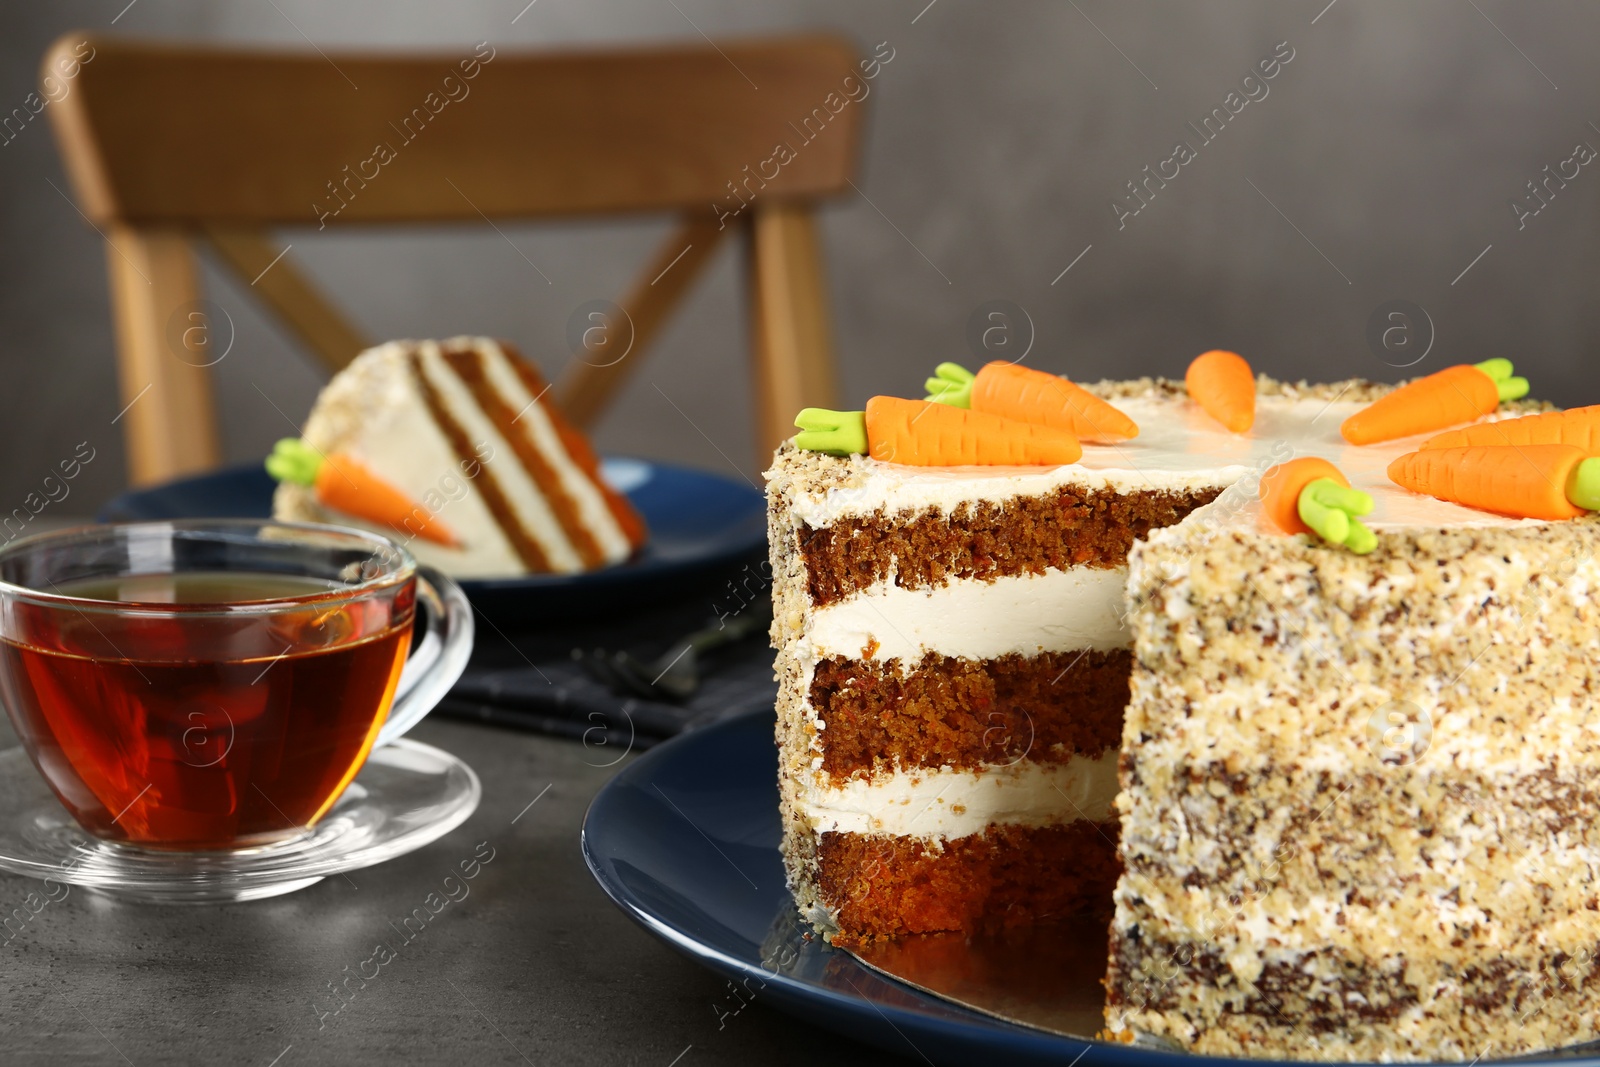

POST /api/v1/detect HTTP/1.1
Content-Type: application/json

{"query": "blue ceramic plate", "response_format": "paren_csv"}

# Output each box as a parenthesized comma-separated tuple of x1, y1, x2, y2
(97, 458, 766, 619)
(582, 709, 1161, 1066)
(582, 709, 1600, 1067)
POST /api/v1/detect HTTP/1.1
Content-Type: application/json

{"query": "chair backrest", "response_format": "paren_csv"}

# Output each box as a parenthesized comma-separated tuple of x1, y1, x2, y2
(46, 32, 864, 484)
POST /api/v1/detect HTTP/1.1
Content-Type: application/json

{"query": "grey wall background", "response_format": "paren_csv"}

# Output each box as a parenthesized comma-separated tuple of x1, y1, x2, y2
(2, 0, 1597, 514)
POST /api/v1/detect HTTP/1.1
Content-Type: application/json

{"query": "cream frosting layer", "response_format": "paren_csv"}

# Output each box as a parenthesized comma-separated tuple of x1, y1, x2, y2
(804, 564, 1130, 662)
(785, 392, 1531, 538)
(799, 752, 1120, 839)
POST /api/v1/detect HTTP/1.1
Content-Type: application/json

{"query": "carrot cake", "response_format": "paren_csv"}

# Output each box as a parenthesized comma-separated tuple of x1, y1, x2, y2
(271, 337, 645, 577)
(767, 369, 1600, 1060)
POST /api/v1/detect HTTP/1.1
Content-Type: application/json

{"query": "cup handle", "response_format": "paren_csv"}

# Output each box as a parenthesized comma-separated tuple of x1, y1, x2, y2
(376, 566, 474, 748)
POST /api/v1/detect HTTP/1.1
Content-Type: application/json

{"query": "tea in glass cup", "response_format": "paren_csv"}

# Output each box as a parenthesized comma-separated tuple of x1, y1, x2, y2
(0, 521, 471, 850)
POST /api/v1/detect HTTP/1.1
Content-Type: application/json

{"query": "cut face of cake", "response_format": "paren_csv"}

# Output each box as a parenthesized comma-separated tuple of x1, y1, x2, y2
(768, 408, 1224, 940)
(272, 337, 645, 578)
(769, 373, 1600, 1060)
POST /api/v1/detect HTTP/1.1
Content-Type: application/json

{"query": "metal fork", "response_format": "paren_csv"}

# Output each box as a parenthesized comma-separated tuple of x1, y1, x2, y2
(576, 602, 771, 702)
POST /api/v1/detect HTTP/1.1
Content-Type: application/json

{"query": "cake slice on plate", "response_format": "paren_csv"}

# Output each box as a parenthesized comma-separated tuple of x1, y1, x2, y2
(271, 337, 646, 578)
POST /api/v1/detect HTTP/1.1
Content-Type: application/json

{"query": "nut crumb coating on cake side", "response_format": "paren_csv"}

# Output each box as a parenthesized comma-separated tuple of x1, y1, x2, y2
(1109, 507, 1600, 1061)
(768, 457, 835, 933)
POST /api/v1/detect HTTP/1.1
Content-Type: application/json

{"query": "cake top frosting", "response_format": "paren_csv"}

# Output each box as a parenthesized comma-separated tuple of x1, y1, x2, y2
(770, 377, 1556, 541)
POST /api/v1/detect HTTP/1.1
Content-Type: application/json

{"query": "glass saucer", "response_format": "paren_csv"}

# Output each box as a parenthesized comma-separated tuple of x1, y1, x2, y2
(0, 739, 481, 904)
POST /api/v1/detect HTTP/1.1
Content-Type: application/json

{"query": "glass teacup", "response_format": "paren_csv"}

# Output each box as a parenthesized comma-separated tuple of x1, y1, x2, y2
(0, 520, 471, 850)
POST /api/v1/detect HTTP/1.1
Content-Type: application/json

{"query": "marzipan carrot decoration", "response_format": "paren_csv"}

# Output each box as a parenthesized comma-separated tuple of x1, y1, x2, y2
(266, 438, 461, 547)
(1341, 360, 1530, 446)
(1387, 444, 1600, 522)
(923, 361, 1139, 442)
(1420, 405, 1600, 453)
(1186, 350, 1256, 433)
(794, 396, 1082, 466)
(1259, 457, 1377, 554)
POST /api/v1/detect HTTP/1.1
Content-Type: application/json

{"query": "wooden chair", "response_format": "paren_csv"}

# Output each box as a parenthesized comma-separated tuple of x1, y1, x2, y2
(44, 32, 862, 485)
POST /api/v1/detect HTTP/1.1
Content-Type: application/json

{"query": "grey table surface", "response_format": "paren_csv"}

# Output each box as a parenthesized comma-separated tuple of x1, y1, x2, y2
(0, 712, 902, 1066)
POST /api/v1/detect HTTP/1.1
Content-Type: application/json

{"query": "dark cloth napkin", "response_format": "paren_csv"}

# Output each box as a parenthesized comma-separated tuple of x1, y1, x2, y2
(434, 577, 777, 751)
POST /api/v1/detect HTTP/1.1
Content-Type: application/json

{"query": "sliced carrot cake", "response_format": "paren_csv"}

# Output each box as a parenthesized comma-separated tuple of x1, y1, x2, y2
(271, 337, 645, 577)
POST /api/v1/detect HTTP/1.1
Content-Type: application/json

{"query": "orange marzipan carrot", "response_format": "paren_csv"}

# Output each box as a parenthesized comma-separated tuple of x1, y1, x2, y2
(1386, 444, 1588, 521)
(1342, 365, 1499, 445)
(320, 453, 462, 547)
(972, 361, 1139, 442)
(1259, 457, 1347, 536)
(1420, 405, 1600, 453)
(1186, 350, 1256, 433)
(864, 396, 1082, 466)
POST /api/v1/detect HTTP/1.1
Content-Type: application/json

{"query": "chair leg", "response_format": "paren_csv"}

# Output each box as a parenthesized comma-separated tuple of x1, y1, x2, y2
(105, 225, 222, 485)
(746, 202, 840, 467)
